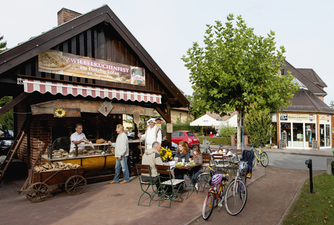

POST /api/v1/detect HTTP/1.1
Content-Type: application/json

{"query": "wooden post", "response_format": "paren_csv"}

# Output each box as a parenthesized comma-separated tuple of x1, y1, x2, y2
(155, 102, 171, 149)
(277, 113, 280, 146)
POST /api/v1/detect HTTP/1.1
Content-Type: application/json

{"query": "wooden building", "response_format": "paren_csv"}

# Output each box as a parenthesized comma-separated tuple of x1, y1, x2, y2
(0, 6, 189, 172)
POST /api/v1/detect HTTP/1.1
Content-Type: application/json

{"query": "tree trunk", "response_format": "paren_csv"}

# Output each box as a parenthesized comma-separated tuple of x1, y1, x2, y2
(237, 106, 242, 149)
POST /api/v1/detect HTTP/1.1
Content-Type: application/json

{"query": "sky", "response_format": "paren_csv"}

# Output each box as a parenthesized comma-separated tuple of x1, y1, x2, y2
(1, 0, 334, 105)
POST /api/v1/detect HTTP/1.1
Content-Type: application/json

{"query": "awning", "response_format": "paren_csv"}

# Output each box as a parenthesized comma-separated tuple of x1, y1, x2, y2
(21, 79, 161, 104)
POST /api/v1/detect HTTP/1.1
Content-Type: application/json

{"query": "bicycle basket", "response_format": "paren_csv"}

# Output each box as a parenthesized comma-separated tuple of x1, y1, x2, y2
(239, 161, 248, 175)
(210, 174, 224, 185)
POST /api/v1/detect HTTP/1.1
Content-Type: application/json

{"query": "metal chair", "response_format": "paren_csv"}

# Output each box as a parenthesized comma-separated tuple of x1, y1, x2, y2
(135, 164, 159, 207)
(156, 165, 186, 208)
(197, 154, 214, 192)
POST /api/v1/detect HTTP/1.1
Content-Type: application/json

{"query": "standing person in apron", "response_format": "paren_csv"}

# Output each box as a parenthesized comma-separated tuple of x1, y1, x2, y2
(138, 118, 162, 150)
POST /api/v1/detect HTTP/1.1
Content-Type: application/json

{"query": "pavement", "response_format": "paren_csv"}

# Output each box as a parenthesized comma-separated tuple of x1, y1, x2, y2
(205, 144, 334, 157)
(0, 147, 331, 225)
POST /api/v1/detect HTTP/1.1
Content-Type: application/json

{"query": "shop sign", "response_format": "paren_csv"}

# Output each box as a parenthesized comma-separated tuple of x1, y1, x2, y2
(38, 49, 145, 86)
(31, 99, 154, 116)
(280, 113, 314, 122)
(319, 114, 330, 123)
(98, 101, 114, 117)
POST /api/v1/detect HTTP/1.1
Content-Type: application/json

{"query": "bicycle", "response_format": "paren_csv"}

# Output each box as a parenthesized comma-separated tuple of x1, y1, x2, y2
(224, 162, 248, 216)
(202, 166, 229, 220)
(249, 144, 269, 167)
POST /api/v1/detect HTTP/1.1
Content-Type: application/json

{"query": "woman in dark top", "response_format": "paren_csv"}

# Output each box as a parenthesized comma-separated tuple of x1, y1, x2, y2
(174, 141, 190, 163)
(174, 141, 190, 179)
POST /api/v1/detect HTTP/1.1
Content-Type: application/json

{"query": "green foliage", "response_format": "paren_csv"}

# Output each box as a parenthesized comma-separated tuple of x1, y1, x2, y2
(182, 14, 299, 118)
(245, 103, 275, 146)
(184, 93, 206, 119)
(329, 101, 334, 110)
(219, 124, 236, 137)
(0, 35, 7, 53)
(283, 173, 334, 224)
(0, 96, 13, 130)
(197, 136, 231, 145)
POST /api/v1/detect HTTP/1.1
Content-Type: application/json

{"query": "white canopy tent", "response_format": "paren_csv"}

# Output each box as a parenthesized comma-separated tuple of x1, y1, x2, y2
(190, 114, 223, 127)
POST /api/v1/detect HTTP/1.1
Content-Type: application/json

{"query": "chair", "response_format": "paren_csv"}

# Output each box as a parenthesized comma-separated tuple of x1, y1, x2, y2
(135, 164, 159, 207)
(156, 165, 186, 208)
(212, 154, 229, 173)
(197, 154, 213, 192)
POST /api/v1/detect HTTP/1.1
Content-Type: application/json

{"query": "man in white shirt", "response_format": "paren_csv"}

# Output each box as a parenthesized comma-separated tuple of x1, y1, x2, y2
(108, 124, 130, 184)
(70, 124, 88, 152)
(138, 118, 162, 150)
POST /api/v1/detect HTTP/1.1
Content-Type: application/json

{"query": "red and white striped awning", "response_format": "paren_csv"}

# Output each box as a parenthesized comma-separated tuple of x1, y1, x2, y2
(21, 79, 161, 104)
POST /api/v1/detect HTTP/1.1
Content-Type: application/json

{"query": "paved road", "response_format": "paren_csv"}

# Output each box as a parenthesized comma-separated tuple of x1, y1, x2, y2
(266, 152, 328, 170)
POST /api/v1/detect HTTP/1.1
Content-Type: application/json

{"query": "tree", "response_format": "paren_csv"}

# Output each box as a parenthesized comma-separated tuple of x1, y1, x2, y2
(0, 96, 13, 130)
(182, 14, 299, 148)
(244, 103, 275, 146)
(0, 35, 7, 53)
(184, 93, 206, 119)
(329, 100, 334, 109)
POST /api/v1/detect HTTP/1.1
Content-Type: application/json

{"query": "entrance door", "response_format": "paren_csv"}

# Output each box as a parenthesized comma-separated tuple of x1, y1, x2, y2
(320, 124, 330, 147)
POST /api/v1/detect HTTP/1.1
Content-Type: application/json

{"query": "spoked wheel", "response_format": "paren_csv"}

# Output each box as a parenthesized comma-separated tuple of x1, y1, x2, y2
(260, 152, 269, 167)
(225, 179, 247, 216)
(202, 192, 215, 220)
(65, 175, 87, 195)
(26, 182, 50, 203)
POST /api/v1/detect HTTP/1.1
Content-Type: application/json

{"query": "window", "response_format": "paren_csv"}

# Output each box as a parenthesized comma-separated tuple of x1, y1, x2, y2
(187, 132, 194, 137)
(179, 132, 185, 137)
(172, 132, 178, 137)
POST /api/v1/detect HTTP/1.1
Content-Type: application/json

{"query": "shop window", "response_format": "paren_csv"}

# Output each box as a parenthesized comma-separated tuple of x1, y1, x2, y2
(320, 124, 331, 147)
(281, 122, 291, 147)
(326, 124, 330, 147)
(293, 123, 304, 147)
(305, 124, 316, 148)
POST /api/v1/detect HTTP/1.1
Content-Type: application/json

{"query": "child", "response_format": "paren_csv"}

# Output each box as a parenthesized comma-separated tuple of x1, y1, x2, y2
(191, 146, 203, 190)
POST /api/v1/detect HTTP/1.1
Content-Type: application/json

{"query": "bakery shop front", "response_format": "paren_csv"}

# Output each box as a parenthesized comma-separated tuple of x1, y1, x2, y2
(0, 6, 188, 179)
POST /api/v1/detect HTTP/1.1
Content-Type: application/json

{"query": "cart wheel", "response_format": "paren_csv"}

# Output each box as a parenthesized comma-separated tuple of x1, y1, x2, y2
(26, 182, 50, 203)
(65, 175, 87, 195)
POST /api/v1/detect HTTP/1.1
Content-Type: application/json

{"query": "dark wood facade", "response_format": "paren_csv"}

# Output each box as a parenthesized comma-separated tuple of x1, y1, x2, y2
(0, 5, 188, 109)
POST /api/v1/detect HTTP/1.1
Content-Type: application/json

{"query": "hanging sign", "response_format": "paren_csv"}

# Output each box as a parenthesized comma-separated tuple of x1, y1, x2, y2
(98, 101, 114, 117)
(38, 49, 145, 86)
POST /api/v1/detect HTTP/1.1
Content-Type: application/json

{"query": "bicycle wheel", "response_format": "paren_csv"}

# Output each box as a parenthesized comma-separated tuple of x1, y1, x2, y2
(260, 152, 269, 167)
(225, 179, 247, 216)
(202, 192, 215, 220)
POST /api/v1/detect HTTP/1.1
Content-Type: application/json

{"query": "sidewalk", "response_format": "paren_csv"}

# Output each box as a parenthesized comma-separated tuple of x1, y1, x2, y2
(202, 144, 333, 157)
(0, 167, 265, 225)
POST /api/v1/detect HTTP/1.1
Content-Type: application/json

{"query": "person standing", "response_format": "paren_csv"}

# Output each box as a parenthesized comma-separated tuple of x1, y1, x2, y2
(108, 124, 130, 184)
(70, 123, 89, 153)
(138, 118, 162, 150)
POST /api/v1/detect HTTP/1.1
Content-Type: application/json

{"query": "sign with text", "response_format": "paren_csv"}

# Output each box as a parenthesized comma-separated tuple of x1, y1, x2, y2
(319, 114, 330, 123)
(280, 113, 315, 122)
(38, 49, 145, 86)
(31, 99, 154, 116)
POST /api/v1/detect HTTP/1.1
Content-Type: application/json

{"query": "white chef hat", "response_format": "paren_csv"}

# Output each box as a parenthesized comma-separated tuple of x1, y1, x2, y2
(147, 118, 156, 124)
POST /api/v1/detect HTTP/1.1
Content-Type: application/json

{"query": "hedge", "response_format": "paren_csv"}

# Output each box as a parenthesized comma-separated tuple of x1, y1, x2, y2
(197, 136, 231, 145)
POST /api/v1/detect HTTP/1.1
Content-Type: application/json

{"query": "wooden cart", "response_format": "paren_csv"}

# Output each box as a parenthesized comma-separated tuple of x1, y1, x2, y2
(19, 167, 87, 203)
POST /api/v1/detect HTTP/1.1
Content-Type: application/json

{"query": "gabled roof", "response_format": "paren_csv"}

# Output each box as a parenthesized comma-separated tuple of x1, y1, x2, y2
(282, 60, 327, 96)
(0, 5, 188, 107)
(296, 68, 327, 88)
(283, 88, 334, 114)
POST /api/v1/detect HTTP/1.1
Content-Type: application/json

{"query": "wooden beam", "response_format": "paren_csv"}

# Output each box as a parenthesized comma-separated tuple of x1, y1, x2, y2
(0, 92, 30, 116)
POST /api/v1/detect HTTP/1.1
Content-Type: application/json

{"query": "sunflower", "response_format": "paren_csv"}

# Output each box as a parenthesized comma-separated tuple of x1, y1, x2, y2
(54, 108, 66, 118)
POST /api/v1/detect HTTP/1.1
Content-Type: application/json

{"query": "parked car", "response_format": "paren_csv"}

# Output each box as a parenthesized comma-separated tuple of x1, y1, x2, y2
(0, 124, 14, 156)
(165, 130, 200, 149)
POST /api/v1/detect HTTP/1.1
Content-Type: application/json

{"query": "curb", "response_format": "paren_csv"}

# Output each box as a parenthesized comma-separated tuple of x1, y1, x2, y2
(266, 151, 332, 158)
